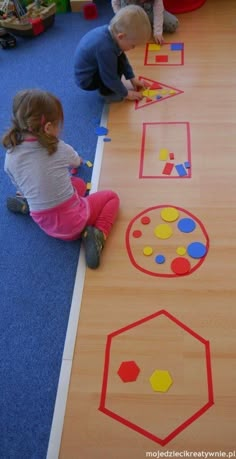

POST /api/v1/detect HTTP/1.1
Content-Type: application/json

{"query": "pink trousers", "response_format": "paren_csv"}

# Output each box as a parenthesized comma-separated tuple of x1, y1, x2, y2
(31, 177, 120, 241)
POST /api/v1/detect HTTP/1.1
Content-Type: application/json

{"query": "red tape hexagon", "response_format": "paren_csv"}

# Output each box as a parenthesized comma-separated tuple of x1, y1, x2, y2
(99, 309, 214, 446)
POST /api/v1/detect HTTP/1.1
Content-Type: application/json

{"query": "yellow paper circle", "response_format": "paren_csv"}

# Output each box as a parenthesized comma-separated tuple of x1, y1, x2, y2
(154, 224, 173, 239)
(176, 246, 186, 256)
(143, 246, 153, 256)
(161, 207, 179, 222)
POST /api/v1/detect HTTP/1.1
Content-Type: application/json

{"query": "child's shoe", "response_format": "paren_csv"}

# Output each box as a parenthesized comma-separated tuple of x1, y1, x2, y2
(6, 196, 29, 215)
(82, 226, 105, 269)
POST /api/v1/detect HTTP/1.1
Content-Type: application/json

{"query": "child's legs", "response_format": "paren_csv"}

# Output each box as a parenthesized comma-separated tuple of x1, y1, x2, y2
(163, 10, 179, 33)
(86, 190, 119, 237)
(102, 93, 124, 104)
(71, 176, 87, 196)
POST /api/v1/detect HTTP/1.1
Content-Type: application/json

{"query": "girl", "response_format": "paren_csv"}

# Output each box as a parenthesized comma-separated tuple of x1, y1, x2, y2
(111, 0, 179, 44)
(2, 89, 120, 269)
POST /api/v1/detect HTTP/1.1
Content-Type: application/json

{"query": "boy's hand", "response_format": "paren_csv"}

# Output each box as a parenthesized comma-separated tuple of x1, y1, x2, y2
(130, 77, 147, 91)
(140, 79, 150, 89)
(126, 90, 143, 101)
(154, 34, 164, 44)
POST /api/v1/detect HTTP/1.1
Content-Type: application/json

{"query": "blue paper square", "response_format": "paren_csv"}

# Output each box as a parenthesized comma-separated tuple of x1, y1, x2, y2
(170, 43, 183, 51)
(175, 164, 187, 177)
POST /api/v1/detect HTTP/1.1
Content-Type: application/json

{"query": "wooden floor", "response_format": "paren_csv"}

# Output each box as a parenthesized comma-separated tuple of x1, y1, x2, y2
(59, 0, 236, 456)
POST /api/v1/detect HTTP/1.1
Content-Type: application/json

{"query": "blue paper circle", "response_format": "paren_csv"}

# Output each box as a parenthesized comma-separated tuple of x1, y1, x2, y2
(155, 254, 166, 264)
(187, 242, 207, 259)
(177, 218, 196, 233)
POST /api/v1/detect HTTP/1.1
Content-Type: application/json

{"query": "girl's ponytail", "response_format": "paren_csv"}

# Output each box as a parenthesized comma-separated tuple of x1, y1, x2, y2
(2, 120, 23, 149)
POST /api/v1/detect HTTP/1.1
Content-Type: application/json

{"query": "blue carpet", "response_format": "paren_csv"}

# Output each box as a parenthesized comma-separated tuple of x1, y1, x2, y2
(0, 2, 113, 458)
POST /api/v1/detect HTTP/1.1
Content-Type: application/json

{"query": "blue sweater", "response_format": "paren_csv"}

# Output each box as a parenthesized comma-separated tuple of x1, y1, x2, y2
(74, 25, 135, 98)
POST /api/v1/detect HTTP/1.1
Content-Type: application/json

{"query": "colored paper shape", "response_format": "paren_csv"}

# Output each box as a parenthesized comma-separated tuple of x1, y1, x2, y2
(154, 223, 173, 239)
(156, 55, 168, 63)
(159, 148, 169, 161)
(155, 254, 165, 264)
(133, 230, 142, 238)
(150, 82, 162, 89)
(142, 89, 150, 97)
(171, 43, 183, 51)
(175, 164, 187, 177)
(141, 216, 151, 225)
(187, 242, 207, 259)
(147, 89, 159, 97)
(161, 207, 179, 222)
(95, 126, 108, 135)
(149, 370, 173, 393)
(171, 257, 191, 275)
(117, 361, 140, 383)
(162, 162, 174, 175)
(176, 246, 187, 256)
(148, 43, 161, 51)
(143, 246, 153, 256)
(177, 218, 196, 233)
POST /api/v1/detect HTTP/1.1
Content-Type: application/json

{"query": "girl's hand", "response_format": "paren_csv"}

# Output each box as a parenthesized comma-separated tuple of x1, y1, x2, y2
(154, 34, 164, 44)
(126, 90, 143, 101)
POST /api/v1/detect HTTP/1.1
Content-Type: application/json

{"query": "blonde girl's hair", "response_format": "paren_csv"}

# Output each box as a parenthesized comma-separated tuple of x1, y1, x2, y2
(2, 89, 64, 155)
(110, 5, 152, 44)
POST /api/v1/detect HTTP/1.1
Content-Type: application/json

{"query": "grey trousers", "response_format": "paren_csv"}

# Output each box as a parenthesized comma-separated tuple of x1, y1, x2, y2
(163, 9, 179, 33)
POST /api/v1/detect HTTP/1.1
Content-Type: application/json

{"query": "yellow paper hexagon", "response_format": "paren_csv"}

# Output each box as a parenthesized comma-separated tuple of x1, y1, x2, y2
(149, 369, 173, 392)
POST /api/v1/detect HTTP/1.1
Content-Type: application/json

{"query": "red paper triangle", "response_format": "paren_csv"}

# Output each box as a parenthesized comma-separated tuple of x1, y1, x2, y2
(150, 82, 162, 89)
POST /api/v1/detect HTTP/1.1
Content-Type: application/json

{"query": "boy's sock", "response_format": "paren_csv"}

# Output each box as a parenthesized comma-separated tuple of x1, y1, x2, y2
(6, 196, 30, 215)
(81, 226, 105, 269)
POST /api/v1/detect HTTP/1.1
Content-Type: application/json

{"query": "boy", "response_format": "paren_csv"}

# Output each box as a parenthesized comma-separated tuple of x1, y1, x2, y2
(111, 0, 179, 44)
(74, 5, 152, 104)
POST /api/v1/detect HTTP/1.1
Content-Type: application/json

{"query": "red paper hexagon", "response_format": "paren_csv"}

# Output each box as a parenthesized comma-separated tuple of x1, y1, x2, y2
(117, 361, 140, 382)
(99, 310, 214, 446)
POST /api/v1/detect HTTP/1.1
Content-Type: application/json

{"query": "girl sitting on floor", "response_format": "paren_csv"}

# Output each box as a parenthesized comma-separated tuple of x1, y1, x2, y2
(2, 89, 120, 269)
(111, 0, 179, 44)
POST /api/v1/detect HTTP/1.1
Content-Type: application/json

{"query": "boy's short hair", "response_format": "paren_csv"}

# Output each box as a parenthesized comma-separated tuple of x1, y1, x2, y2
(110, 5, 152, 44)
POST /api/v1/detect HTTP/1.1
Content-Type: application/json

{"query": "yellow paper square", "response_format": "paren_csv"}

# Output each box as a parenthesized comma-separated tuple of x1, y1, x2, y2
(147, 90, 158, 97)
(148, 44, 161, 51)
(142, 89, 150, 97)
(159, 148, 169, 161)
